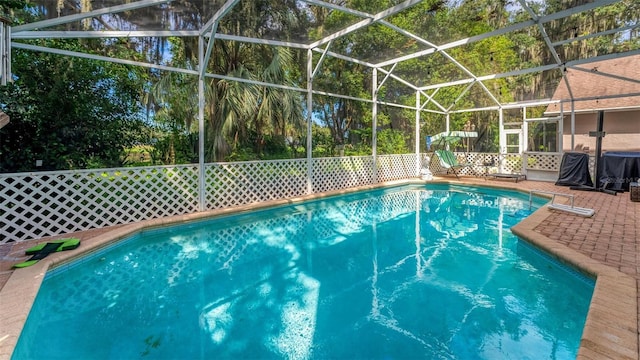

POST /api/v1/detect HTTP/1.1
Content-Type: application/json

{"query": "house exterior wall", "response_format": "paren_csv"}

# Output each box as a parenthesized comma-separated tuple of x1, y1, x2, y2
(562, 110, 640, 153)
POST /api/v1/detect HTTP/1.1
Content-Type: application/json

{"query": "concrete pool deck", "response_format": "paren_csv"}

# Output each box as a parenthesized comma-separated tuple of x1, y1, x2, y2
(0, 177, 638, 359)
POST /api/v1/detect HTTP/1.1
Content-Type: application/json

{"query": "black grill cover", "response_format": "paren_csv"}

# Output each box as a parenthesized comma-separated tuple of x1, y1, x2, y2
(556, 152, 593, 187)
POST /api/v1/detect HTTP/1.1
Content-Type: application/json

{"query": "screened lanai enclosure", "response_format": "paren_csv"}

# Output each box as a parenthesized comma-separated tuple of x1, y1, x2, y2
(0, 0, 639, 242)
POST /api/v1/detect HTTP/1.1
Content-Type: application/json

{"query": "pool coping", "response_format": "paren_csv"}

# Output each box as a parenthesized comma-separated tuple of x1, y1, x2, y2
(0, 179, 637, 359)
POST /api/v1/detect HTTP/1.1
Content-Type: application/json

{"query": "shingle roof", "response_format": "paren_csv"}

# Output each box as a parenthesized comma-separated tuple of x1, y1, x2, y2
(545, 54, 640, 115)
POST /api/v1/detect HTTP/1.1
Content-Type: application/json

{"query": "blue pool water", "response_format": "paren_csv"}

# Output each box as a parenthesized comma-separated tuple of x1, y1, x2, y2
(14, 184, 594, 359)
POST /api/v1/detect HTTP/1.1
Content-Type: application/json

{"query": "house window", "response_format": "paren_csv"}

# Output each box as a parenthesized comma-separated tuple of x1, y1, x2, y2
(527, 120, 559, 152)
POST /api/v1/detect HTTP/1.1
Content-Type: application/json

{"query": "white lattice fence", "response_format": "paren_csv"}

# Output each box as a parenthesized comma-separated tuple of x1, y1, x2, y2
(312, 156, 374, 193)
(1, 166, 199, 243)
(427, 152, 501, 176)
(458, 152, 484, 176)
(524, 153, 562, 171)
(502, 154, 522, 173)
(377, 154, 420, 182)
(205, 159, 308, 209)
(3, 154, 469, 243)
(588, 155, 596, 180)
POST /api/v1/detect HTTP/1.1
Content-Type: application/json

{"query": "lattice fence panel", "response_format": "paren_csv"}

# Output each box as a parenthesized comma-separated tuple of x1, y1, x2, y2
(502, 154, 523, 174)
(457, 152, 484, 176)
(1, 166, 199, 243)
(588, 155, 596, 180)
(205, 159, 307, 210)
(312, 156, 373, 193)
(525, 153, 561, 171)
(470, 153, 502, 176)
(426, 152, 500, 176)
(377, 154, 420, 181)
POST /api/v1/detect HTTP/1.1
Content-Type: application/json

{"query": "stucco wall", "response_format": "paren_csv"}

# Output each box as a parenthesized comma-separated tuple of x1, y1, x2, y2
(562, 110, 640, 153)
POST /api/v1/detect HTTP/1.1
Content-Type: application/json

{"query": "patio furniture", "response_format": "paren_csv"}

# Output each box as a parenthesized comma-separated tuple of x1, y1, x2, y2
(434, 149, 472, 179)
(556, 152, 593, 187)
(486, 173, 526, 183)
(600, 151, 640, 192)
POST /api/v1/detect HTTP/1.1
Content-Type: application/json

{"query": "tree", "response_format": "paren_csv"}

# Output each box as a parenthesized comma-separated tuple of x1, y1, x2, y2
(149, 1, 307, 162)
(0, 39, 148, 172)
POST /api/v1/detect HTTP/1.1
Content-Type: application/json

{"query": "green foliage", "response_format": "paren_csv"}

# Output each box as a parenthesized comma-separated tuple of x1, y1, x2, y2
(151, 34, 305, 162)
(0, 40, 148, 172)
(3, 0, 637, 169)
(0, 0, 29, 22)
(376, 129, 410, 155)
(150, 132, 199, 165)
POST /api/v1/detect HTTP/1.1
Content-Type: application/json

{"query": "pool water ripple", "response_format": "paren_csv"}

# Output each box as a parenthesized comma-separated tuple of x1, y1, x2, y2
(13, 184, 593, 359)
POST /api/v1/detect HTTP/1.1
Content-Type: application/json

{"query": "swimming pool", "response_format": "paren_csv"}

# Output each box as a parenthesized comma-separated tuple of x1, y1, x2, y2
(13, 184, 594, 359)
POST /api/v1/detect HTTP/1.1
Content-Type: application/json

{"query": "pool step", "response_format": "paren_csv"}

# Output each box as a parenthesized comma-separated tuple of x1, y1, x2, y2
(547, 203, 595, 217)
(529, 190, 596, 217)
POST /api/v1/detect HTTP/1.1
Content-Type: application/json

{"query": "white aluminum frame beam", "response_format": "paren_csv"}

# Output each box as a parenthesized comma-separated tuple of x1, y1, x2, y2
(415, 91, 420, 167)
(205, 73, 305, 93)
(570, 65, 640, 85)
(419, 88, 443, 111)
(312, 42, 333, 78)
(301, 0, 371, 18)
(440, 51, 501, 106)
(372, 68, 378, 183)
(306, 49, 313, 194)
(446, 82, 476, 112)
(521, 0, 563, 65)
(558, 91, 640, 104)
(13, 41, 315, 96)
(311, 47, 376, 67)
(12, 42, 197, 75)
(197, 37, 206, 211)
(377, 101, 418, 111)
(375, 23, 502, 107)
(421, 108, 447, 115)
(200, 0, 241, 78)
(418, 89, 447, 113)
(375, 0, 621, 69)
(567, 48, 640, 66)
(375, 20, 535, 68)
(309, 0, 423, 49)
(502, 99, 557, 109)
(0, 22, 10, 85)
(451, 106, 501, 113)
(12, 30, 200, 39)
(377, 63, 397, 92)
(8, 0, 635, 123)
(213, 33, 310, 49)
(13, 0, 171, 32)
(310, 89, 416, 111)
(376, 67, 447, 112)
(13, 31, 313, 51)
(551, 23, 640, 47)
